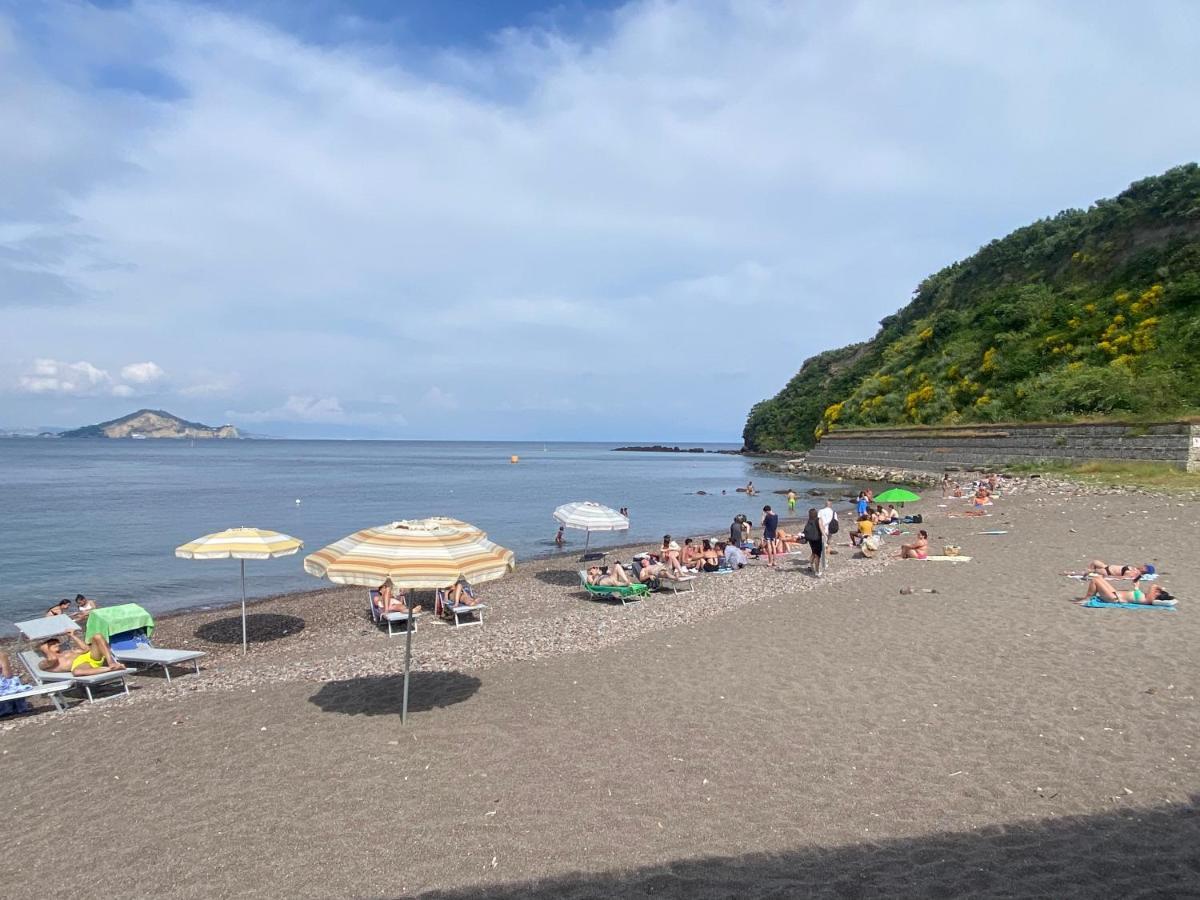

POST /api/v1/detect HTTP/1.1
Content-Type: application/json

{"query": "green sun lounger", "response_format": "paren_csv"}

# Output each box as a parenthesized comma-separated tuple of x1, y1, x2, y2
(578, 571, 649, 605)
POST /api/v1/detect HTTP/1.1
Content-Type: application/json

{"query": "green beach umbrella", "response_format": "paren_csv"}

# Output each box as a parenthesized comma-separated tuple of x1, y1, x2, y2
(874, 488, 921, 506)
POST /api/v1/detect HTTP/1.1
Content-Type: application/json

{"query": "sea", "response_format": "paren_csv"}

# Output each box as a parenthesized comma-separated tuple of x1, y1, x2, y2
(0, 439, 836, 627)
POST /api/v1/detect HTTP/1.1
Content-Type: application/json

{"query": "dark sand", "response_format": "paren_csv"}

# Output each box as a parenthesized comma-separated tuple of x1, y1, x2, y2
(2, 488, 1198, 898)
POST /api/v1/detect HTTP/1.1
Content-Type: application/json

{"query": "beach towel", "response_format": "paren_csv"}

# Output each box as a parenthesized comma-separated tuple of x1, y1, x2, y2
(923, 555, 972, 562)
(977, 530, 1008, 535)
(85, 603, 155, 641)
(1081, 598, 1175, 611)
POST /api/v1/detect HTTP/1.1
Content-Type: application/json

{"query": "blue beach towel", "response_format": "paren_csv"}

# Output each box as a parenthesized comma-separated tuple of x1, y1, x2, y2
(1081, 598, 1175, 611)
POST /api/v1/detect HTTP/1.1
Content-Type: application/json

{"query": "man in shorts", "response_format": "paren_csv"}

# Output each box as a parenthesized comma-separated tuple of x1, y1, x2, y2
(761, 505, 780, 567)
(37, 632, 125, 676)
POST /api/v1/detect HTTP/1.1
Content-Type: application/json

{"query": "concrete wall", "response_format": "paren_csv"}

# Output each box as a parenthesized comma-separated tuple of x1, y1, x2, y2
(804, 422, 1200, 473)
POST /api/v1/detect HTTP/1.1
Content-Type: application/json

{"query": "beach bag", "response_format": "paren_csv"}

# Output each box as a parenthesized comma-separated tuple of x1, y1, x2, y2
(828, 515, 840, 535)
(645, 576, 662, 591)
(802, 520, 822, 543)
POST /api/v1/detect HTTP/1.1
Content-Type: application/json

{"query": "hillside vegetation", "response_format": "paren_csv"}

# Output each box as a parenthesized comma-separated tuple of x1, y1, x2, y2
(744, 164, 1200, 451)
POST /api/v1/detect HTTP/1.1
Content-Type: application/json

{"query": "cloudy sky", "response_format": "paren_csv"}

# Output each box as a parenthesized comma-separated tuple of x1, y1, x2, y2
(2, 0, 1198, 440)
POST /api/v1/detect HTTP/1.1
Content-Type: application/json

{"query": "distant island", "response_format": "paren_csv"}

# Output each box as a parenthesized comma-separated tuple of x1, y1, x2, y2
(58, 409, 240, 440)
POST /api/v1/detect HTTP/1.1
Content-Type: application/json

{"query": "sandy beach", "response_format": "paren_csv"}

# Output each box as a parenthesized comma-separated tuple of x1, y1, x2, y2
(2, 481, 1198, 898)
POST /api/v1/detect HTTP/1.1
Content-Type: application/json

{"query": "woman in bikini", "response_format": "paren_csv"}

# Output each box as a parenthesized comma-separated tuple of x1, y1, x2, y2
(37, 633, 125, 675)
(699, 539, 721, 572)
(681, 538, 703, 572)
(375, 580, 420, 614)
(586, 564, 633, 587)
(898, 530, 929, 559)
(1080, 575, 1176, 607)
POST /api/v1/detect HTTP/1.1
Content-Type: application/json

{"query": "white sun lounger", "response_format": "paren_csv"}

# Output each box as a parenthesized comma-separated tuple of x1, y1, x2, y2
(111, 640, 205, 683)
(658, 574, 698, 594)
(17, 650, 131, 702)
(434, 590, 486, 628)
(0, 682, 72, 715)
(15, 617, 132, 702)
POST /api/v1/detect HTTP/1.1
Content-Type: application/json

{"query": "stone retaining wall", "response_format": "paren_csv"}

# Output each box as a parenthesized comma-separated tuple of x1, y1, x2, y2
(802, 422, 1200, 473)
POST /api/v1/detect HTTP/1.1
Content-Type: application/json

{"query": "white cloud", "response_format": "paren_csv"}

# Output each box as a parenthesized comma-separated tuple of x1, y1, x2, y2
(17, 358, 111, 394)
(120, 361, 165, 383)
(2, 1, 1199, 436)
(421, 386, 459, 410)
(111, 384, 134, 397)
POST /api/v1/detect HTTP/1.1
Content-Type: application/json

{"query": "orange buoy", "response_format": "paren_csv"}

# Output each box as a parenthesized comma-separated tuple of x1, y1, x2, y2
(510, 455, 519, 464)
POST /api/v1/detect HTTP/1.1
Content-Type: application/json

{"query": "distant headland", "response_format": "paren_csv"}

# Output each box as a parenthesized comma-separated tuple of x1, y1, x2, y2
(613, 445, 741, 454)
(58, 409, 240, 440)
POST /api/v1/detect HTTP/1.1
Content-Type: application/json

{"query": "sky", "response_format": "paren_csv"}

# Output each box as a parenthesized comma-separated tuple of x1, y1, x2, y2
(2, 1, 1198, 441)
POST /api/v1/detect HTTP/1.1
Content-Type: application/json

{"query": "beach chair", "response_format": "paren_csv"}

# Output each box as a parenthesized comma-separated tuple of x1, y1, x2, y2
(434, 589, 487, 629)
(368, 591, 421, 636)
(108, 629, 206, 683)
(578, 571, 649, 606)
(15, 617, 132, 702)
(658, 573, 697, 594)
(0, 681, 72, 716)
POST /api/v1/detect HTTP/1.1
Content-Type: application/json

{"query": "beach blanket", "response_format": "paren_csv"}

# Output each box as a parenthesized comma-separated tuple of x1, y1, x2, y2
(977, 530, 1008, 535)
(923, 555, 972, 562)
(85, 603, 155, 641)
(1082, 598, 1175, 611)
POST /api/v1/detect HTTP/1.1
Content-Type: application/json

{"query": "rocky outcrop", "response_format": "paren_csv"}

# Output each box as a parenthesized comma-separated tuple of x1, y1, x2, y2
(59, 409, 240, 439)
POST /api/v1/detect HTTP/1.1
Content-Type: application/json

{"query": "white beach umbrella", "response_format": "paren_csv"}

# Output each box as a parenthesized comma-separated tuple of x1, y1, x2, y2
(552, 501, 629, 550)
(304, 517, 515, 723)
(175, 527, 303, 654)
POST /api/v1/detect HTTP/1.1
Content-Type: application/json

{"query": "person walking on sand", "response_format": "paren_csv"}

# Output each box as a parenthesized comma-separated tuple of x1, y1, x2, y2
(787, 489, 797, 513)
(802, 508, 824, 575)
(817, 500, 835, 572)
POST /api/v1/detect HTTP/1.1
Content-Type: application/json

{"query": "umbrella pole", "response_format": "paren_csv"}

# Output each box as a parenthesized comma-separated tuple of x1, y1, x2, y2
(401, 593, 415, 724)
(584, 530, 591, 551)
(240, 558, 247, 655)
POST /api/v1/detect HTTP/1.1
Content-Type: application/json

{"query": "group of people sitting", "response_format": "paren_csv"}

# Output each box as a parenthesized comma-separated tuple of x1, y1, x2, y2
(1064, 560, 1175, 607)
(584, 533, 756, 590)
(371, 576, 482, 620)
(45, 594, 98, 625)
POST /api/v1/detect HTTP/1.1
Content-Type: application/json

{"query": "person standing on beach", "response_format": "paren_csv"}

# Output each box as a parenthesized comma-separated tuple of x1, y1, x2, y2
(787, 489, 797, 513)
(554, 525, 565, 548)
(856, 492, 869, 519)
(761, 505, 779, 567)
(802, 509, 824, 575)
(817, 500, 835, 572)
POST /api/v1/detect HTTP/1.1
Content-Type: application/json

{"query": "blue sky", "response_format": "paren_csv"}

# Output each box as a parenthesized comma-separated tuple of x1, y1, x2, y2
(2, 1, 1199, 440)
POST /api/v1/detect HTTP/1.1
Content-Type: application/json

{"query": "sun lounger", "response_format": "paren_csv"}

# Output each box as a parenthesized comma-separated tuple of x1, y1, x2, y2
(17, 650, 131, 702)
(434, 590, 486, 628)
(368, 591, 421, 636)
(14, 617, 132, 702)
(578, 571, 649, 605)
(658, 574, 697, 594)
(108, 629, 205, 683)
(0, 681, 72, 715)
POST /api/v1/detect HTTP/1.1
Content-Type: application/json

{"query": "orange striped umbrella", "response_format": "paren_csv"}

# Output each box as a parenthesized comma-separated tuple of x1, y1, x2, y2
(303, 518, 514, 589)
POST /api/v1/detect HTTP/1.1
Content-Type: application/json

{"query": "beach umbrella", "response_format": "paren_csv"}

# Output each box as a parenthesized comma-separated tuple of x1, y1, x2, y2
(873, 488, 921, 507)
(175, 527, 303, 655)
(304, 518, 515, 723)
(552, 501, 629, 551)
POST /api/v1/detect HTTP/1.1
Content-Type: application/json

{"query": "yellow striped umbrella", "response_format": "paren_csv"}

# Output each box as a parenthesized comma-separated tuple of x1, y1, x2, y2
(303, 518, 514, 589)
(176, 527, 303, 654)
(304, 518, 514, 723)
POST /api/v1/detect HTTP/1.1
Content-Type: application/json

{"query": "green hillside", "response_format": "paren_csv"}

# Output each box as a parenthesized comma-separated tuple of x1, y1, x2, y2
(743, 163, 1200, 451)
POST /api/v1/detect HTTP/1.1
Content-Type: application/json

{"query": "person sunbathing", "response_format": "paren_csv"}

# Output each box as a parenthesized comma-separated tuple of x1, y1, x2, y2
(375, 581, 420, 614)
(660, 536, 687, 577)
(898, 530, 929, 559)
(681, 538, 703, 572)
(587, 564, 633, 587)
(1064, 561, 1155, 579)
(37, 633, 126, 675)
(446, 578, 479, 607)
(699, 539, 721, 571)
(1079, 575, 1175, 607)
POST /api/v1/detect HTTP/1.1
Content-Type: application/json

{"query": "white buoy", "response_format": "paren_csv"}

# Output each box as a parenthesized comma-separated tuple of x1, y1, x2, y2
(295, 499, 301, 505)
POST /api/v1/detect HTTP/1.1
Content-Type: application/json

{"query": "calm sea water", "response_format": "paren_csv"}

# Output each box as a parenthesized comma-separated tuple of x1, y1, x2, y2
(0, 440, 833, 625)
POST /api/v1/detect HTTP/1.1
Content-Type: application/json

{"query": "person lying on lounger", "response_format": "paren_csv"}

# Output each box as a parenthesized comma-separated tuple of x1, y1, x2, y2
(375, 580, 420, 614)
(1062, 561, 1155, 579)
(1079, 575, 1175, 607)
(587, 564, 633, 587)
(898, 530, 929, 559)
(37, 633, 126, 675)
(445, 577, 480, 607)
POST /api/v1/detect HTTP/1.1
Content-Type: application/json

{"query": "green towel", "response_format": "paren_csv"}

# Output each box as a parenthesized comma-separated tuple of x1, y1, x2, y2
(86, 603, 155, 641)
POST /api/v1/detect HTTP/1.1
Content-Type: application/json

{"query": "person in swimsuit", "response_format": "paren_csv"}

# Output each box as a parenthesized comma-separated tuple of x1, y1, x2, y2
(1078, 561, 1154, 579)
(71, 594, 98, 625)
(660, 536, 686, 578)
(681, 538, 703, 572)
(375, 580, 420, 614)
(1079, 575, 1176, 607)
(554, 526, 565, 548)
(787, 490, 797, 512)
(586, 564, 633, 587)
(37, 633, 125, 675)
(446, 577, 479, 608)
(699, 539, 721, 571)
(898, 530, 929, 559)
(45, 599, 71, 618)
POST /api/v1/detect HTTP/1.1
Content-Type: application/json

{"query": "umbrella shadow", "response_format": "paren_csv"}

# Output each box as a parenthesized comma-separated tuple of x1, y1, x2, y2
(194, 613, 306, 645)
(533, 569, 583, 587)
(308, 671, 482, 717)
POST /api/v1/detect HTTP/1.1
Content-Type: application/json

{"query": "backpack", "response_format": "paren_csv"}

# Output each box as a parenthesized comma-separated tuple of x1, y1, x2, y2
(828, 514, 840, 535)
(803, 520, 822, 542)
